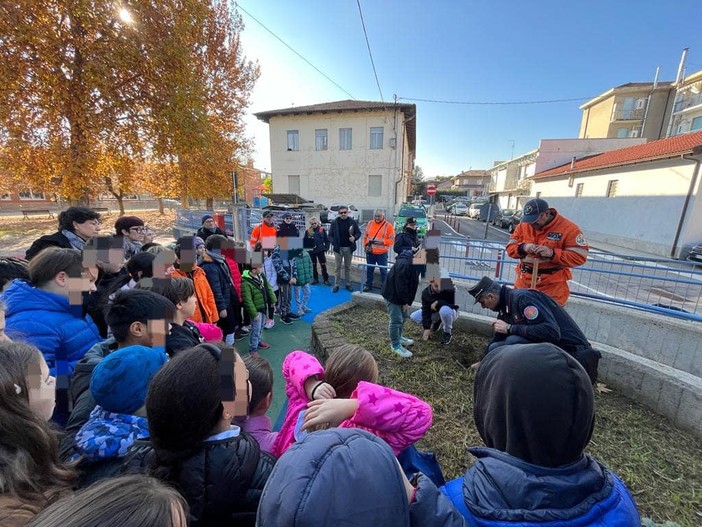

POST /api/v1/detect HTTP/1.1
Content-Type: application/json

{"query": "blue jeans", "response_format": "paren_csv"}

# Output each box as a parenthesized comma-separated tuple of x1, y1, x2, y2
(365, 251, 388, 288)
(248, 311, 265, 353)
(487, 334, 531, 354)
(385, 300, 409, 347)
(294, 284, 311, 314)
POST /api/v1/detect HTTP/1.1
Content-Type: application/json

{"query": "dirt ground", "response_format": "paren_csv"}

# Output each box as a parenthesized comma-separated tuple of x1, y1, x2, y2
(331, 305, 702, 527)
(0, 210, 177, 258)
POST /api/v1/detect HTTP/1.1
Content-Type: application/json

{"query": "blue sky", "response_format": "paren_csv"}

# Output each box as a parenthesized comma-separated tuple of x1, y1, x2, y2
(236, 0, 701, 178)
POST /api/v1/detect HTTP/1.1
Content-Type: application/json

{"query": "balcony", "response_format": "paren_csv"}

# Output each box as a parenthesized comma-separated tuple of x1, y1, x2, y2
(673, 93, 702, 115)
(612, 108, 644, 121)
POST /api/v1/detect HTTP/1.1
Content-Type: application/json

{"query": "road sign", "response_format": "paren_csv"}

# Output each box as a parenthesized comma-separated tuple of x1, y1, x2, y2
(427, 184, 436, 196)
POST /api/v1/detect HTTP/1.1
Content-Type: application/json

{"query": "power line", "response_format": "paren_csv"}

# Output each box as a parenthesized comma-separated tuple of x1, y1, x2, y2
(396, 96, 596, 105)
(235, 2, 355, 100)
(355, 0, 384, 103)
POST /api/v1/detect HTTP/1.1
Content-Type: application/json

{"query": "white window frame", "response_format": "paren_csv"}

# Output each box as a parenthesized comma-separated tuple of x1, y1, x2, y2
(368, 175, 382, 197)
(288, 175, 300, 194)
(18, 189, 45, 200)
(606, 180, 618, 198)
(370, 127, 384, 150)
(691, 116, 702, 132)
(339, 128, 352, 150)
(575, 183, 584, 198)
(0, 192, 12, 200)
(287, 130, 299, 151)
(315, 129, 328, 151)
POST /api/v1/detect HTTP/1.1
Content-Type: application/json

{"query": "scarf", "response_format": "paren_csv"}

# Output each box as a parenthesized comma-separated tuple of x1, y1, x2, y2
(71, 406, 149, 461)
(62, 229, 87, 252)
(123, 237, 143, 260)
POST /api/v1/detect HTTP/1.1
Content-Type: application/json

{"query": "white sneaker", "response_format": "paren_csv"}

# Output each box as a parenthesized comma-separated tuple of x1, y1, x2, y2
(400, 336, 414, 346)
(264, 319, 275, 329)
(391, 345, 413, 358)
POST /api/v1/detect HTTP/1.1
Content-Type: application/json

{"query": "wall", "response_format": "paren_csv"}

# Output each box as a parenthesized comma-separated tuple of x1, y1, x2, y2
(532, 158, 702, 256)
(267, 109, 409, 218)
(644, 88, 676, 139)
(579, 97, 615, 138)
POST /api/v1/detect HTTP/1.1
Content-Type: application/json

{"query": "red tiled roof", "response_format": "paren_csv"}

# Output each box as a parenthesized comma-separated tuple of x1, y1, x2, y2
(533, 131, 702, 179)
(253, 99, 417, 153)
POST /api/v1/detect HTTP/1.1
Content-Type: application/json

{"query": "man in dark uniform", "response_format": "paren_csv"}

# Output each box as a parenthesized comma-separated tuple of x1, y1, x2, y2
(468, 276, 600, 384)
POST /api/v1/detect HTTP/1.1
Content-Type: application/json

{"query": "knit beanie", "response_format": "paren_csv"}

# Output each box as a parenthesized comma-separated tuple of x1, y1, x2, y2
(193, 236, 206, 248)
(201, 214, 214, 225)
(114, 216, 145, 235)
(90, 345, 168, 415)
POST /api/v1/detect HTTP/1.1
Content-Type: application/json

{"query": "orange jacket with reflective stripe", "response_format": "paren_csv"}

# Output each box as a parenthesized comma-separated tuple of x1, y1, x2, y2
(505, 210, 588, 305)
(249, 222, 278, 250)
(363, 220, 395, 255)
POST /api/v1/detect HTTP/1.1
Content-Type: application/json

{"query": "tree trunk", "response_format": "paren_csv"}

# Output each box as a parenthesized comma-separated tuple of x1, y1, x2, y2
(117, 195, 125, 216)
(206, 197, 214, 210)
(158, 197, 165, 215)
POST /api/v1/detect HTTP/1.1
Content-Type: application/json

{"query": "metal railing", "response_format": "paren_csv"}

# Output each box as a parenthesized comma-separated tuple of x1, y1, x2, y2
(347, 237, 702, 322)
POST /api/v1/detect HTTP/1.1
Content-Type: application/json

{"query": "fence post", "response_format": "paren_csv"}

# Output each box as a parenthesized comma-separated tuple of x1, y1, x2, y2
(465, 240, 470, 257)
(495, 250, 502, 278)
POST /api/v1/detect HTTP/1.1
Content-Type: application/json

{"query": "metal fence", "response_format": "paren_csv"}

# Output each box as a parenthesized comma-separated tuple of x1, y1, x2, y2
(174, 208, 702, 322)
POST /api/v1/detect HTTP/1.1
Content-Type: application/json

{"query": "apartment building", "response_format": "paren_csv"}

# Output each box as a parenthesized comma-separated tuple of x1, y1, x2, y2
(668, 69, 702, 137)
(579, 82, 675, 141)
(254, 100, 416, 221)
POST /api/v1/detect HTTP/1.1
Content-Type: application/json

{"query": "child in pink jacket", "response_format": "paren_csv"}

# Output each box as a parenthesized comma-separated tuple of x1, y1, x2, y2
(271, 346, 432, 457)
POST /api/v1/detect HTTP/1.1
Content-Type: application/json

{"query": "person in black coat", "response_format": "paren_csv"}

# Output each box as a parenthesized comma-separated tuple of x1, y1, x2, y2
(381, 249, 421, 358)
(304, 217, 331, 284)
(394, 217, 420, 255)
(198, 237, 240, 343)
(122, 345, 275, 527)
(25, 207, 102, 260)
(59, 289, 175, 462)
(468, 276, 601, 383)
(328, 205, 361, 292)
(196, 214, 227, 243)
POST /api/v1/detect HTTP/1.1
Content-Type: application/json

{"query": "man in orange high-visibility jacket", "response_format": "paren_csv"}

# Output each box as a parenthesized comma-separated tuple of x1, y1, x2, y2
(505, 198, 588, 306)
(362, 209, 395, 293)
(249, 211, 279, 251)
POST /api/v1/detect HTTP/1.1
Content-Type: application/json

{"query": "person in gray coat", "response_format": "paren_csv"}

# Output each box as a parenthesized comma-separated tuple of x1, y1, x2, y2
(256, 428, 466, 527)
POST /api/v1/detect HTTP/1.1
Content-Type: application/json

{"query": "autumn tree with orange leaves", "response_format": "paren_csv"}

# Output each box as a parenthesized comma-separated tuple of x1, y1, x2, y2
(0, 1, 259, 208)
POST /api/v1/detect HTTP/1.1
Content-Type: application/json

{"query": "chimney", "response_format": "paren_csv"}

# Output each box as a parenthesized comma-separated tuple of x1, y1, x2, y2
(570, 156, 576, 169)
(675, 48, 689, 85)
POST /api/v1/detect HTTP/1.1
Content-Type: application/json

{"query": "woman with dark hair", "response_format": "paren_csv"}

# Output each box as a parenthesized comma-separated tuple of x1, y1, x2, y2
(123, 344, 275, 527)
(0, 341, 76, 526)
(26, 475, 187, 527)
(4, 248, 101, 377)
(25, 207, 101, 260)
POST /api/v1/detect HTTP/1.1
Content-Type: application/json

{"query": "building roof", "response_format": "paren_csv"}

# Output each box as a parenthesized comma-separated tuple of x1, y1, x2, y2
(253, 99, 417, 154)
(533, 131, 702, 179)
(579, 81, 675, 110)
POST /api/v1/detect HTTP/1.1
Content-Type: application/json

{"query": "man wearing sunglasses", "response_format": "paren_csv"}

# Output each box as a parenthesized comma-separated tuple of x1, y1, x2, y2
(114, 215, 146, 260)
(328, 205, 361, 293)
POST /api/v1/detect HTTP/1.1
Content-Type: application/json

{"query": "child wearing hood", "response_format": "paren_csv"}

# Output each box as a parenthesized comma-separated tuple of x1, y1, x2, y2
(441, 342, 640, 526)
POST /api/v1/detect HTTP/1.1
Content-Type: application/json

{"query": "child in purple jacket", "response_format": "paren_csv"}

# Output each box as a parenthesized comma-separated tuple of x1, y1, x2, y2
(234, 355, 277, 454)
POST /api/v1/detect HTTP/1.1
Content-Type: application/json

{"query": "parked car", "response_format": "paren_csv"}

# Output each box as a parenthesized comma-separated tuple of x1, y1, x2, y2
(507, 210, 523, 233)
(394, 203, 428, 238)
(492, 209, 516, 228)
(451, 203, 469, 216)
(326, 204, 360, 222)
(468, 203, 482, 219)
(679, 241, 702, 264)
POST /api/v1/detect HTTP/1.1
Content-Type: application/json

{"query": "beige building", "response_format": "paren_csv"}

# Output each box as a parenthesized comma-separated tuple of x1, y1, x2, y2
(668, 69, 702, 137)
(254, 100, 416, 222)
(451, 170, 489, 195)
(579, 82, 675, 141)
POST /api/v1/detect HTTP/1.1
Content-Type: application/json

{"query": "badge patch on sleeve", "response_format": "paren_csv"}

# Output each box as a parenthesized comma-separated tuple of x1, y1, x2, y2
(576, 234, 587, 246)
(523, 306, 539, 320)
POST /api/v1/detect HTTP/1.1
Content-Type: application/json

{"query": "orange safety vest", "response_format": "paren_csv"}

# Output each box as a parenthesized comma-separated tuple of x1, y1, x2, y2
(249, 222, 278, 250)
(363, 220, 395, 255)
